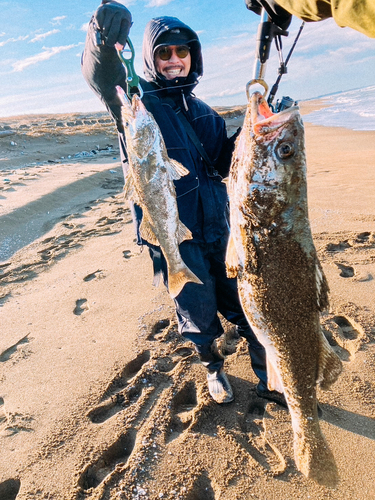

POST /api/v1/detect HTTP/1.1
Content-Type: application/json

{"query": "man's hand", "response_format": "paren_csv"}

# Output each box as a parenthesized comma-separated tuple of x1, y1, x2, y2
(94, 0, 132, 47)
(245, 0, 292, 30)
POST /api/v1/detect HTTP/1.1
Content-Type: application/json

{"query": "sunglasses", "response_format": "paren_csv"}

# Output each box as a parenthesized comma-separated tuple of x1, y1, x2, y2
(156, 45, 190, 61)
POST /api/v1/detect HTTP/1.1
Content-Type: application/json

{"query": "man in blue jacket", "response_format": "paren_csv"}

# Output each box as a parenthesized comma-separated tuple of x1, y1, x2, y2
(82, 1, 286, 407)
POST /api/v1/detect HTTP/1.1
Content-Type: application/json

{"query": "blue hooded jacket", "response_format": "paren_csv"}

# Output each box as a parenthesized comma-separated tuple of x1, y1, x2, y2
(136, 17, 236, 245)
(82, 16, 237, 245)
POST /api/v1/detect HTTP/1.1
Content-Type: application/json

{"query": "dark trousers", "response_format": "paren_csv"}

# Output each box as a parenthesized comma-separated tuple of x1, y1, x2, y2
(118, 131, 267, 388)
(148, 237, 268, 387)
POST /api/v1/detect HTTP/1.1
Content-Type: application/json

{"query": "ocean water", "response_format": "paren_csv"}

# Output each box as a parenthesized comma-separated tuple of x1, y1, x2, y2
(302, 86, 375, 131)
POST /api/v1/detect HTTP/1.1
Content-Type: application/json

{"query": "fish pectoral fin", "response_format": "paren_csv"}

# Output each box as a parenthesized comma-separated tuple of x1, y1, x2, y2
(316, 261, 329, 311)
(167, 159, 190, 180)
(317, 329, 343, 390)
(139, 215, 159, 246)
(123, 173, 136, 201)
(225, 234, 239, 278)
(266, 359, 284, 393)
(177, 220, 193, 244)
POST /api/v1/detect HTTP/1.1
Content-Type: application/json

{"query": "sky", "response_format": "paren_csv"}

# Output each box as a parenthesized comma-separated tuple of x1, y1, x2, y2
(0, 0, 374, 118)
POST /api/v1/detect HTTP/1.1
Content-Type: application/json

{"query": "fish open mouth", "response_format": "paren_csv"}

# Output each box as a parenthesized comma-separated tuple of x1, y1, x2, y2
(250, 92, 299, 136)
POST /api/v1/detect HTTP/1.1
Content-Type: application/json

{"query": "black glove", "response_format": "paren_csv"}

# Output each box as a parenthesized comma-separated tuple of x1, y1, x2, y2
(245, 0, 292, 30)
(94, 0, 132, 47)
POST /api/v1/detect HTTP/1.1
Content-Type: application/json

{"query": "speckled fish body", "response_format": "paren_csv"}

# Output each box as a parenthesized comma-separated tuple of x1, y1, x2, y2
(118, 89, 202, 299)
(226, 92, 342, 486)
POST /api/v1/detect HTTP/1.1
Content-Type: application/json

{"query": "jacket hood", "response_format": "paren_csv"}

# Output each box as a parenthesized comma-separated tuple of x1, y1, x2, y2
(142, 17, 203, 92)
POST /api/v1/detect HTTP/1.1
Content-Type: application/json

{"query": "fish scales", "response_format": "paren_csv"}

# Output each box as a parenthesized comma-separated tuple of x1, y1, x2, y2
(117, 88, 202, 298)
(226, 92, 342, 486)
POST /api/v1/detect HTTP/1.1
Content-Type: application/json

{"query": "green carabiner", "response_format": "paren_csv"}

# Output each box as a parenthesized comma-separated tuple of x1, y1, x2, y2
(118, 37, 143, 98)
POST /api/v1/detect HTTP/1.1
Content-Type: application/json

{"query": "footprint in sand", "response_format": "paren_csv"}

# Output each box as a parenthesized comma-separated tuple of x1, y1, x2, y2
(87, 351, 150, 423)
(146, 318, 177, 342)
(0, 397, 5, 424)
(78, 430, 137, 491)
(326, 231, 375, 253)
(322, 314, 364, 361)
(349, 231, 373, 246)
(166, 381, 198, 443)
(334, 262, 355, 278)
(0, 405, 34, 437)
(83, 269, 104, 282)
(326, 240, 351, 252)
(0, 336, 30, 363)
(81, 354, 177, 491)
(73, 299, 89, 315)
(237, 397, 288, 476)
(184, 471, 216, 500)
(0, 478, 21, 500)
(122, 250, 132, 259)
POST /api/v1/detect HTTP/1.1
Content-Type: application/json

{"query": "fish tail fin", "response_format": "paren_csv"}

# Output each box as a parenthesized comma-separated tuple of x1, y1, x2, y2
(294, 427, 339, 487)
(317, 329, 343, 390)
(168, 266, 203, 299)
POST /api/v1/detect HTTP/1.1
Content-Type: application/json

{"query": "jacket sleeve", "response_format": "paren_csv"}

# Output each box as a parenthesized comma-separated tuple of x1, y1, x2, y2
(275, 0, 375, 38)
(81, 3, 132, 132)
(214, 127, 241, 178)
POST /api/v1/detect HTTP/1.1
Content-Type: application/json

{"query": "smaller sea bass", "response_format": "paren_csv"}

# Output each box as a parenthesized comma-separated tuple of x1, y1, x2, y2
(226, 92, 342, 486)
(117, 88, 202, 298)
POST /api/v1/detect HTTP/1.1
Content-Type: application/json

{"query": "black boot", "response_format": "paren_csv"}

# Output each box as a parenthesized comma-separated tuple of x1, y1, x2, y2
(255, 381, 288, 408)
(196, 343, 234, 404)
(255, 381, 323, 417)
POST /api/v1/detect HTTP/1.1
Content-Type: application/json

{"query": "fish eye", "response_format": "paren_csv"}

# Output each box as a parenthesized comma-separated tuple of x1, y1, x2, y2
(277, 141, 295, 159)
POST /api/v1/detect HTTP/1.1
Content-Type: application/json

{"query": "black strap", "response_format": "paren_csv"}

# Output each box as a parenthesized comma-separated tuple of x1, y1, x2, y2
(175, 109, 212, 165)
(176, 109, 221, 179)
(163, 97, 221, 179)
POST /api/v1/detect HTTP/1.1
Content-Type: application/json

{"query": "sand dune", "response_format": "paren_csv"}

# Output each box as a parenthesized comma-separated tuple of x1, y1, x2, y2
(0, 103, 374, 500)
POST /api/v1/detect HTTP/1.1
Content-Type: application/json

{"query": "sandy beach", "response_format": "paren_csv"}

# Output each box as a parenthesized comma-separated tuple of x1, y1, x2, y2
(0, 101, 374, 500)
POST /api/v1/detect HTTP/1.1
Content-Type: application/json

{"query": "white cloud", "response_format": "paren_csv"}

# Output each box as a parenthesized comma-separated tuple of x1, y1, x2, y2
(51, 15, 67, 26)
(81, 23, 89, 32)
(29, 29, 60, 43)
(146, 0, 174, 7)
(0, 35, 29, 47)
(12, 44, 81, 72)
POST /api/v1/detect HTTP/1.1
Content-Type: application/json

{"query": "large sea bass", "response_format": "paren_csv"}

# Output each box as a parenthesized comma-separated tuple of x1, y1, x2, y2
(117, 88, 202, 298)
(226, 92, 342, 486)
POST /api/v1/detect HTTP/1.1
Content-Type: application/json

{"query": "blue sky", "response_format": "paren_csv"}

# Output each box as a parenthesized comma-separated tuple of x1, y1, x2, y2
(0, 0, 374, 118)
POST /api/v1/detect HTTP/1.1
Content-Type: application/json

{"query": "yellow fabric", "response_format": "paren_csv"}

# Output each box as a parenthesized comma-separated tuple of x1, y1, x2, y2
(276, 0, 375, 37)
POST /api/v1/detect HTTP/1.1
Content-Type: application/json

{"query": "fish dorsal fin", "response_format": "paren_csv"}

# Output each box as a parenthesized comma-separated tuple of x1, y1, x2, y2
(266, 358, 284, 393)
(166, 159, 190, 181)
(177, 220, 193, 244)
(317, 330, 343, 390)
(139, 214, 159, 246)
(226, 234, 239, 278)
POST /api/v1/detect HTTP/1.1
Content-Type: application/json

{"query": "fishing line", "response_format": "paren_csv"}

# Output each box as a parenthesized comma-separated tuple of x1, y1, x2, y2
(138, 80, 201, 96)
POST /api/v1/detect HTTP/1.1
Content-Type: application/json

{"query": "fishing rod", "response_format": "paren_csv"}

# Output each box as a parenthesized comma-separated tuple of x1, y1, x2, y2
(247, 7, 304, 112)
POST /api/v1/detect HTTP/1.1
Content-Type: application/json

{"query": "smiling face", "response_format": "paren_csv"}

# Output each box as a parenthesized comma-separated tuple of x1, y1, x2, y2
(154, 45, 191, 80)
